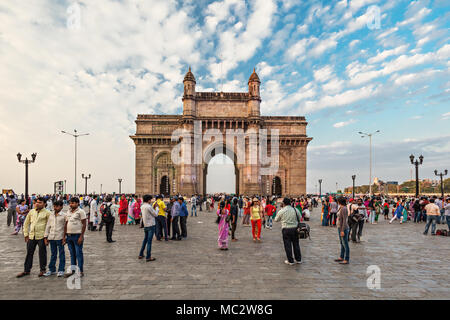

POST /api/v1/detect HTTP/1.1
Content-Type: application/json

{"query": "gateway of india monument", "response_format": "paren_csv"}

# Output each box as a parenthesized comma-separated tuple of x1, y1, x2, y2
(130, 68, 312, 197)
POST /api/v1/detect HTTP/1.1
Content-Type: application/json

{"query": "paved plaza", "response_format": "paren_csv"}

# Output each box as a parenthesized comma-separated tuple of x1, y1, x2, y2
(1, 204, 449, 300)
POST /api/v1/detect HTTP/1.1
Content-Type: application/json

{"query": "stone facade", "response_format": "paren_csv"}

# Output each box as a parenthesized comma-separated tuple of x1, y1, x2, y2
(130, 68, 312, 196)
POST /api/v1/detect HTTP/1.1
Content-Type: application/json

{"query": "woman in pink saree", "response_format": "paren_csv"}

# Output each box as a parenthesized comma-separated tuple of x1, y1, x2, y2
(217, 201, 230, 250)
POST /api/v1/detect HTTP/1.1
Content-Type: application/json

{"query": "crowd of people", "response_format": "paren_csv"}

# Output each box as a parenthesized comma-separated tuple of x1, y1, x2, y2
(2, 191, 449, 277)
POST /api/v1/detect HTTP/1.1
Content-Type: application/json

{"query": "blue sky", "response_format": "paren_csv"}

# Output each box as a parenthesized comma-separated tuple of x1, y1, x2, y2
(0, 0, 449, 194)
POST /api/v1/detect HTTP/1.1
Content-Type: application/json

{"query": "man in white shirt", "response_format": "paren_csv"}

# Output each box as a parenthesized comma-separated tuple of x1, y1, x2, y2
(435, 197, 444, 224)
(64, 197, 87, 277)
(423, 198, 440, 236)
(46, 198, 53, 211)
(89, 195, 98, 231)
(43, 200, 66, 277)
(139, 195, 158, 261)
(190, 195, 197, 217)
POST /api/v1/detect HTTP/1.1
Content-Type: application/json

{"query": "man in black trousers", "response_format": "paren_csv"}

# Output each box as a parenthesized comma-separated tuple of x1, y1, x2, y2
(179, 197, 188, 238)
(166, 197, 174, 238)
(101, 196, 115, 243)
(170, 196, 182, 240)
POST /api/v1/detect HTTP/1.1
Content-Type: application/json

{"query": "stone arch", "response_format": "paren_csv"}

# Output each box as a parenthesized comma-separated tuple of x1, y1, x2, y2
(153, 151, 176, 195)
(272, 176, 282, 196)
(202, 142, 239, 195)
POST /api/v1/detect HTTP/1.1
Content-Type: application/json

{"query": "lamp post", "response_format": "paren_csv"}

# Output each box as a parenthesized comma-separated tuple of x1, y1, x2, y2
(64, 179, 67, 195)
(410, 154, 423, 197)
(434, 169, 448, 198)
(100, 184, 103, 195)
(318, 179, 322, 198)
(359, 130, 380, 196)
(17, 152, 37, 206)
(81, 174, 91, 195)
(352, 175, 356, 199)
(118, 178, 123, 194)
(61, 129, 89, 195)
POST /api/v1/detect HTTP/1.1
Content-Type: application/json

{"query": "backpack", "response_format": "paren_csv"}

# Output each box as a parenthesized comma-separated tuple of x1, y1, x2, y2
(298, 222, 311, 239)
(295, 209, 311, 239)
(101, 204, 113, 223)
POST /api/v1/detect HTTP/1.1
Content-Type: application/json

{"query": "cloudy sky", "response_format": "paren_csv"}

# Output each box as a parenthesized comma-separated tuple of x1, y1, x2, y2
(1, 0, 449, 195)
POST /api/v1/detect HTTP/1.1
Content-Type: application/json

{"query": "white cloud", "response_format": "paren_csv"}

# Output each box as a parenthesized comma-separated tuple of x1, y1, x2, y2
(376, 27, 398, 40)
(391, 69, 442, 86)
(297, 24, 308, 34)
(368, 45, 409, 64)
(309, 35, 338, 57)
(333, 119, 357, 128)
(286, 38, 310, 61)
(397, 7, 431, 26)
(347, 43, 450, 86)
(256, 61, 274, 77)
(301, 85, 377, 113)
(313, 65, 334, 82)
(209, 0, 276, 80)
(322, 78, 345, 93)
(349, 39, 360, 48)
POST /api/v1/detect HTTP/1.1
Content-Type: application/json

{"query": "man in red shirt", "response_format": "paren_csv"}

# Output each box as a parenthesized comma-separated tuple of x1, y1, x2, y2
(265, 201, 276, 229)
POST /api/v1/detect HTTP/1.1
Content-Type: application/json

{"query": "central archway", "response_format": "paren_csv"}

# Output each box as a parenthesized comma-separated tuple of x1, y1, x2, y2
(202, 144, 239, 195)
(206, 154, 235, 194)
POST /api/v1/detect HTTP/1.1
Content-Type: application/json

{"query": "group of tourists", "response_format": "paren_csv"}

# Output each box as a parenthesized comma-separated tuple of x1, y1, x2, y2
(12, 196, 87, 278)
(320, 194, 450, 265)
(212, 194, 314, 266)
(4, 189, 449, 278)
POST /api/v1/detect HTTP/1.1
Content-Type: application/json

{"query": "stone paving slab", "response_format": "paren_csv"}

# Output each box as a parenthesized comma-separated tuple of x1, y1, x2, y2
(0, 204, 449, 300)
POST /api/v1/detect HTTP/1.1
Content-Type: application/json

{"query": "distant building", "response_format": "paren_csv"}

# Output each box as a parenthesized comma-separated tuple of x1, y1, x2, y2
(387, 181, 398, 185)
(422, 179, 439, 187)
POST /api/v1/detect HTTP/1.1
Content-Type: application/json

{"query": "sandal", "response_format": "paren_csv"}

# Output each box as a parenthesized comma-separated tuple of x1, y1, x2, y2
(146, 257, 156, 262)
(339, 260, 349, 264)
(334, 258, 344, 262)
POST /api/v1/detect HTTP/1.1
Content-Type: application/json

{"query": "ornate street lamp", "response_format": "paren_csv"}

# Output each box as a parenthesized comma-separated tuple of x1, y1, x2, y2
(410, 154, 423, 197)
(434, 169, 448, 198)
(81, 173, 91, 195)
(17, 152, 37, 206)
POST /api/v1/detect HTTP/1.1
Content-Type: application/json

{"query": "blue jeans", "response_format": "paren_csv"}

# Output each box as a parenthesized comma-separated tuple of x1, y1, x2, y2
(139, 226, 156, 259)
(446, 216, 450, 231)
(414, 211, 421, 223)
(266, 216, 273, 228)
(440, 209, 445, 224)
(422, 210, 427, 222)
(338, 228, 350, 261)
(424, 215, 438, 235)
(48, 239, 65, 272)
(191, 204, 197, 217)
(66, 234, 84, 272)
